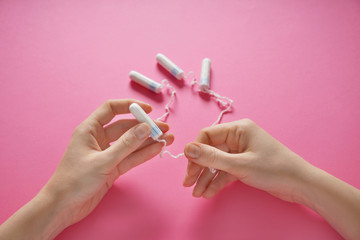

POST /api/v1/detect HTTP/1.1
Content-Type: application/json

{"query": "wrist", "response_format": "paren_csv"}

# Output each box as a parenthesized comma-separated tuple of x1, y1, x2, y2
(289, 159, 322, 209)
(0, 187, 70, 240)
(34, 188, 70, 239)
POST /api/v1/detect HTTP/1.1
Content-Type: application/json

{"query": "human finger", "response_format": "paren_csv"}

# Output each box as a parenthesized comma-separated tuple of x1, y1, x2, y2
(196, 121, 249, 153)
(195, 122, 234, 145)
(88, 99, 152, 126)
(182, 141, 231, 187)
(201, 172, 237, 199)
(183, 161, 204, 187)
(192, 168, 218, 198)
(116, 133, 175, 175)
(102, 122, 151, 169)
(184, 142, 241, 172)
(135, 131, 173, 151)
(104, 119, 169, 143)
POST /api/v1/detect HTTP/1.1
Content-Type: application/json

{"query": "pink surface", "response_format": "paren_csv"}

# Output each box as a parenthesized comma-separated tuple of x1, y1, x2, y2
(1, 0, 359, 239)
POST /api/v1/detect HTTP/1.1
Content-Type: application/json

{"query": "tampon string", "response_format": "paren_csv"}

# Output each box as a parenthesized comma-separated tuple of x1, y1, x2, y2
(157, 139, 185, 158)
(129, 55, 234, 175)
(158, 70, 234, 175)
(189, 75, 234, 126)
(156, 79, 177, 122)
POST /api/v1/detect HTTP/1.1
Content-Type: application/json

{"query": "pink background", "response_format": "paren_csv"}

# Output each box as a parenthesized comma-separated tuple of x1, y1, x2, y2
(1, 0, 359, 239)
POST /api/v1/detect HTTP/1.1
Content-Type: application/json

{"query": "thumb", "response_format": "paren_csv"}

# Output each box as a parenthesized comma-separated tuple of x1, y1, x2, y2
(184, 142, 241, 173)
(103, 122, 151, 168)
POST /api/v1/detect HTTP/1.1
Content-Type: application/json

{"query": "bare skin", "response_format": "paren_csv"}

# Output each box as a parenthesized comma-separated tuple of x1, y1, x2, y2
(0, 99, 174, 240)
(183, 119, 360, 240)
(1, 105, 359, 239)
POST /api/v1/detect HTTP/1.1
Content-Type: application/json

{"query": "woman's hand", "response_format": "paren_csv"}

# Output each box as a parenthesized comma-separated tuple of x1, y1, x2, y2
(0, 99, 174, 240)
(183, 119, 360, 239)
(183, 119, 311, 202)
(47, 99, 174, 225)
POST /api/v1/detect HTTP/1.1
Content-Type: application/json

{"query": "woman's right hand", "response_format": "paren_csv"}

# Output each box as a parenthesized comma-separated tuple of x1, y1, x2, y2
(183, 119, 312, 202)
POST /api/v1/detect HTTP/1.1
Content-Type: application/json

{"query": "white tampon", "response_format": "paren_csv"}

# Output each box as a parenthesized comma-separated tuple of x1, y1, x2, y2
(129, 103, 163, 140)
(129, 71, 163, 94)
(199, 58, 211, 91)
(156, 53, 184, 80)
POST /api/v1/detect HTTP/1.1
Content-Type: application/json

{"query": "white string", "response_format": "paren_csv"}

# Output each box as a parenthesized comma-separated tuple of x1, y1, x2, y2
(155, 72, 234, 175)
(185, 71, 197, 85)
(156, 139, 184, 158)
(156, 79, 176, 122)
(189, 77, 234, 126)
(154, 80, 185, 159)
(206, 89, 234, 126)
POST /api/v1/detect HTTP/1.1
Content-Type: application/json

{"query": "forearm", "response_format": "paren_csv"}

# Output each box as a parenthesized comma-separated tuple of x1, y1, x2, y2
(0, 188, 68, 240)
(296, 165, 360, 240)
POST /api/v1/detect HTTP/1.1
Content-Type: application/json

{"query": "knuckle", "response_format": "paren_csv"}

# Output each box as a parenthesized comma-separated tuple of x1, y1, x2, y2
(237, 118, 258, 133)
(103, 100, 112, 109)
(233, 124, 244, 143)
(103, 100, 117, 116)
(120, 134, 134, 149)
(207, 147, 218, 166)
(103, 99, 112, 106)
(116, 163, 127, 176)
(99, 100, 111, 112)
(73, 123, 89, 136)
(198, 128, 208, 137)
(73, 119, 99, 137)
(240, 118, 255, 127)
(198, 128, 213, 144)
(199, 124, 214, 135)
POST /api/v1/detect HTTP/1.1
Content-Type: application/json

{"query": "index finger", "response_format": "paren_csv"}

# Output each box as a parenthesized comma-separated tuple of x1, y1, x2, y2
(89, 99, 152, 126)
(184, 123, 231, 187)
(195, 122, 234, 146)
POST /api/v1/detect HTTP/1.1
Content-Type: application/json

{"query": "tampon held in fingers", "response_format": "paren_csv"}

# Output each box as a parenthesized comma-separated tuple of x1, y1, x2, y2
(199, 58, 211, 91)
(129, 71, 163, 94)
(129, 103, 163, 140)
(156, 53, 184, 80)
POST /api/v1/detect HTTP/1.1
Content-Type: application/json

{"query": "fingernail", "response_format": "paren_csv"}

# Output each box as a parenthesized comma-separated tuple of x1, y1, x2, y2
(192, 191, 202, 198)
(145, 104, 152, 111)
(134, 124, 150, 140)
(186, 144, 201, 159)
